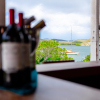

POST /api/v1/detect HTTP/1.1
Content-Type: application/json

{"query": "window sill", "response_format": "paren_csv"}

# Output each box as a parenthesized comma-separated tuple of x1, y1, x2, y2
(36, 61, 100, 79)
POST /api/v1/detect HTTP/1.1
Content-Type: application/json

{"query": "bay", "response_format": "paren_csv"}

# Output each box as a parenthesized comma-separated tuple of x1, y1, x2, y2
(59, 45, 90, 62)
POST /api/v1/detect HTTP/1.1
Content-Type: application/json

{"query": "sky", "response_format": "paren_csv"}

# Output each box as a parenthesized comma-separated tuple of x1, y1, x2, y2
(6, 0, 91, 40)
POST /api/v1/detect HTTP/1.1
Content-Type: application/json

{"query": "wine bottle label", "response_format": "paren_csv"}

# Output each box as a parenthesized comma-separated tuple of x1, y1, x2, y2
(22, 43, 30, 67)
(2, 43, 22, 73)
(0, 45, 1, 69)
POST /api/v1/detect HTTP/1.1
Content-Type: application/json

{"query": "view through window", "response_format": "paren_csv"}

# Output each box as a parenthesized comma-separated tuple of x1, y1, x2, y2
(6, 0, 91, 63)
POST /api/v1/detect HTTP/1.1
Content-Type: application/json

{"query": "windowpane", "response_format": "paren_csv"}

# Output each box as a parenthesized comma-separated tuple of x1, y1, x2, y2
(6, 0, 91, 63)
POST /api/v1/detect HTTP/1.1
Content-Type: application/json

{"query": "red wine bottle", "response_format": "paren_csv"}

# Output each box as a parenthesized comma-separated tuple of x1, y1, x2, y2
(2, 9, 22, 88)
(17, 13, 31, 85)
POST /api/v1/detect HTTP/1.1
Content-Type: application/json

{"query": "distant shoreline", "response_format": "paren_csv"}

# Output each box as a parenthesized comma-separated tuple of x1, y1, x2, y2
(59, 44, 90, 46)
(40, 39, 91, 46)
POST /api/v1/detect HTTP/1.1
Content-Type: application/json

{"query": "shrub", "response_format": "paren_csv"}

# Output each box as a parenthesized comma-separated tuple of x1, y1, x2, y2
(36, 40, 73, 64)
(76, 43, 81, 46)
(79, 54, 90, 62)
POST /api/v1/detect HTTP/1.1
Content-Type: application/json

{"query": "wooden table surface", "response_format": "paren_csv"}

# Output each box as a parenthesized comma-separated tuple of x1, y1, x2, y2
(1, 74, 100, 100)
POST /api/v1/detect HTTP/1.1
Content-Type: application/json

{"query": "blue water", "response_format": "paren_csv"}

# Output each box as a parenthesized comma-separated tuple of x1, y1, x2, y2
(59, 45, 90, 62)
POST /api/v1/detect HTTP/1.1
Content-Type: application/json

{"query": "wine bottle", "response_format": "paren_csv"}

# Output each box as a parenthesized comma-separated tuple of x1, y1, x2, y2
(33, 20, 46, 30)
(24, 16, 35, 25)
(17, 13, 31, 85)
(2, 9, 22, 88)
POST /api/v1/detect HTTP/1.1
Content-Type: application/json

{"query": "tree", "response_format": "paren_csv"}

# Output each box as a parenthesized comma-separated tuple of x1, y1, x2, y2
(79, 54, 90, 62)
(36, 40, 73, 64)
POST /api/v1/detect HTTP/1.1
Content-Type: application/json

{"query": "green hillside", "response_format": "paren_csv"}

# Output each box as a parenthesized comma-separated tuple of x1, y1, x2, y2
(81, 39, 90, 46)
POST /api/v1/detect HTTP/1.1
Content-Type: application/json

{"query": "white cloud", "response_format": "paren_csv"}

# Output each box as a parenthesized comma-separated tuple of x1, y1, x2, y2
(23, 5, 90, 36)
(6, 0, 90, 40)
(44, 13, 90, 34)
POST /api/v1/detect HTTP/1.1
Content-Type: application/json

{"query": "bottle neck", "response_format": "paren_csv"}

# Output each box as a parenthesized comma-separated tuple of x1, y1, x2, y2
(9, 9, 14, 25)
(18, 13, 24, 27)
(18, 18, 23, 26)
